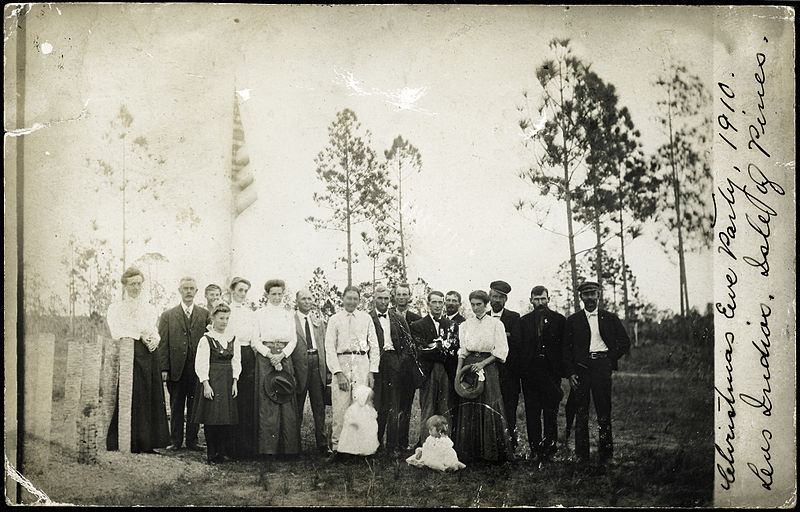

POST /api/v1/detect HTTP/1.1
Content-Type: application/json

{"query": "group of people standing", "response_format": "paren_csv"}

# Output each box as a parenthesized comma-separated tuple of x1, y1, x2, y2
(104, 269, 630, 467)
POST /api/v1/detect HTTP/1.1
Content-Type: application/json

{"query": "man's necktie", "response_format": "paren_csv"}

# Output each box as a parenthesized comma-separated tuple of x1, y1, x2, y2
(305, 317, 313, 349)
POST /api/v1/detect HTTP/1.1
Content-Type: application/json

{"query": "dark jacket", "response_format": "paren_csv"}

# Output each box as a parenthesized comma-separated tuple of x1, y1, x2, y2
(447, 312, 467, 325)
(391, 307, 422, 326)
(563, 308, 630, 375)
(158, 304, 209, 381)
(409, 315, 455, 378)
(370, 309, 412, 357)
(490, 308, 521, 370)
(513, 308, 567, 377)
(291, 312, 330, 396)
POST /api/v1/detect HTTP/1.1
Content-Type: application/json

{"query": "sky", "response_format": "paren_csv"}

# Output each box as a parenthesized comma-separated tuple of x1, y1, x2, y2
(9, 4, 721, 314)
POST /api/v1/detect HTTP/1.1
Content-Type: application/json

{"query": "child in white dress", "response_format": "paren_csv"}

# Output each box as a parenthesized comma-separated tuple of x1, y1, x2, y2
(406, 415, 466, 471)
(336, 384, 379, 456)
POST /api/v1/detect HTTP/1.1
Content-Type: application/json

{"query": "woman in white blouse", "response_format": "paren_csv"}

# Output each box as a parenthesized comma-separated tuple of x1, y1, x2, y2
(105, 267, 169, 453)
(251, 279, 300, 456)
(453, 290, 514, 463)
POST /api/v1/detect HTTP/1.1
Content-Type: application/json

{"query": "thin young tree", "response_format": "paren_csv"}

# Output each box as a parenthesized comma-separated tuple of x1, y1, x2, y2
(87, 104, 168, 272)
(517, 38, 594, 310)
(575, 69, 658, 325)
(571, 69, 622, 288)
(652, 63, 712, 319)
(615, 146, 658, 325)
(307, 109, 392, 286)
(361, 223, 397, 295)
(382, 135, 423, 281)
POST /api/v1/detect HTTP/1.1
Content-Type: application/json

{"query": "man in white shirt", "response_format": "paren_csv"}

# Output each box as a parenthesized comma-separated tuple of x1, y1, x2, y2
(324, 285, 379, 459)
(291, 288, 330, 454)
(563, 281, 630, 464)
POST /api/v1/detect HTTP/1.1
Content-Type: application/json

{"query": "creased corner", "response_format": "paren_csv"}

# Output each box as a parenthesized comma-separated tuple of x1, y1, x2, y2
(4, 454, 52, 505)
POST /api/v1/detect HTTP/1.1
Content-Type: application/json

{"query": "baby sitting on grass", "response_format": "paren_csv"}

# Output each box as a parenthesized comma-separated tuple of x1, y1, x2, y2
(406, 415, 465, 472)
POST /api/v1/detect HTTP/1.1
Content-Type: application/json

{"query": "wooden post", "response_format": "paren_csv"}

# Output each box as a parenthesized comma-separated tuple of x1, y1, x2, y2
(59, 336, 84, 453)
(80, 333, 103, 407)
(77, 333, 103, 463)
(99, 335, 120, 446)
(22, 333, 55, 469)
(117, 339, 135, 453)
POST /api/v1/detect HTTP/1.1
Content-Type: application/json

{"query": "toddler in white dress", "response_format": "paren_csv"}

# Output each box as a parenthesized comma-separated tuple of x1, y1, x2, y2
(406, 415, 466, 471)
(337, 384, 379, 456)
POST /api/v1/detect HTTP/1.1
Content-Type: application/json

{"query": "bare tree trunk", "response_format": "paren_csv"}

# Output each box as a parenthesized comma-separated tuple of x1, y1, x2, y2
(345, 149, 352, 287)
(122, 137, 127, 272)
(618, 163, 631, 328)
(565, 166, 579, 312)
(619, 207, 630, 321)
(557, 62, 580, 313)
(398, 160, 407, 281)
(666, 88, 691, 343)
(593, 183, 603, 286)
(665, 95, 687, 319)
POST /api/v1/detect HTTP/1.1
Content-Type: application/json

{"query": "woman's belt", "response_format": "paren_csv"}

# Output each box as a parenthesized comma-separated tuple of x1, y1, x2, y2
(262, 340, 288, 353)
(466, 351, 492, 358)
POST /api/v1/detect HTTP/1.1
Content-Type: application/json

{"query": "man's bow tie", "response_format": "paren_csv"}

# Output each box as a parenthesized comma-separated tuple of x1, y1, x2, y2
(587, 311, 598, 317)
(377, 313, 387, 319)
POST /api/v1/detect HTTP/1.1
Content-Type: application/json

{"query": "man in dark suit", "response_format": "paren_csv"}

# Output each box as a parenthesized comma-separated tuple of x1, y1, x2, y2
(488, 280, 522, 449)
(410, 291, 457, 447)
(444, 290, 467, 325)
(291, 288, 330, 454)
(391, 282, 422, 325)
(442, 290, 465, 429)
(564, 281, 630, 464)
(369, 284, 415, 454)
(512, 285, 566, 461)
(158, 277, 209, 451)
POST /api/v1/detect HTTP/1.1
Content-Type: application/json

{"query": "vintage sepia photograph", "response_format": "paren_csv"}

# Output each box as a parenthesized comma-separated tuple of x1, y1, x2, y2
(4, 3, 795, 507)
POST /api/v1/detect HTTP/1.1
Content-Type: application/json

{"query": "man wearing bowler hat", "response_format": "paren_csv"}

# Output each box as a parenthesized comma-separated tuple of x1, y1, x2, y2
(563, 280, 630, 464)
(488, 280, 521, 449)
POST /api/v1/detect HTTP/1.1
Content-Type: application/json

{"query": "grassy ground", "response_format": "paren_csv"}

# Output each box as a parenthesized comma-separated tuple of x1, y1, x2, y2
(18, 337, 712, 507)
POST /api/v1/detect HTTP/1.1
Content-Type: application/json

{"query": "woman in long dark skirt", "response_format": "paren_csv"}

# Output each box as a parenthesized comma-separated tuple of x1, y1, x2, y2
(251, 279, 300, 456)
(453, 290, 514, 463)
(227, 277, 258, 459)
(105, 267, 170, 453)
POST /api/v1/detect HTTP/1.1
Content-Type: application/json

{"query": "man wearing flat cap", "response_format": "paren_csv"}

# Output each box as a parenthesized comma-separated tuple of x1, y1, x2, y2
(563, 280, 630, 464)
(488, 280, 522, 449)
